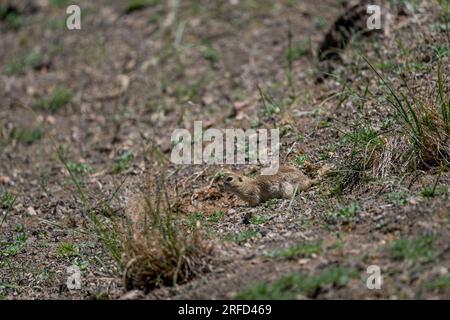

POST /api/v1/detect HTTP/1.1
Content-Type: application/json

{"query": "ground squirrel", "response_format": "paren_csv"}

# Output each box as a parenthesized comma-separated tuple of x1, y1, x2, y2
(223, 166, 317, 206)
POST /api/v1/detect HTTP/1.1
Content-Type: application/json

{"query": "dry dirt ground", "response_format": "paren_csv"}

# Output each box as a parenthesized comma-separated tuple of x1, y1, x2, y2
(0, 0, 449, 300)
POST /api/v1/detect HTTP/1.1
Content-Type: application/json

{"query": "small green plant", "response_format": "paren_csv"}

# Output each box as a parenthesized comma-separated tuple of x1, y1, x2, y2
(3, 52, 45, 76)
(202, 43, 221, 65)
(250, 214, 269, 225)
(335, 124, 384, 191)
(424, 274, 450, 290)
(390, 234, 435, 262)
(0, 191, 16, 210)
(228, 229, 259, 245)
(10, 127, 44, 145)
(67, 162, 94, 175)
(56, 242, 79, 258)
(293, 155, 309, 168)
(208, 211, 225, 223)
(0, 225, 27, 257)
(112, 150, 134, 173)
(265, 241, 322, 260)
(421, 186, 448, 198)
(421, 166, 447, 198)
(388, 191, 410, 206)
(36, 86, 73, 112)
(326, 202, 360, 223)
(314, 17, 328, 30)
(0, 6, 23, 30)
(125, 0, 160, 13)
(0, 192, 16, 228)
(186, 212, 206, 230)
(285, 40, 309, 62)
(236, 266, 356, 299)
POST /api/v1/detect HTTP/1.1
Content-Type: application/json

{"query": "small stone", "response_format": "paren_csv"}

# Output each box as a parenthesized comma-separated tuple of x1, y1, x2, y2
(27, 206, 37, 216)
(0, 176, 11, 184)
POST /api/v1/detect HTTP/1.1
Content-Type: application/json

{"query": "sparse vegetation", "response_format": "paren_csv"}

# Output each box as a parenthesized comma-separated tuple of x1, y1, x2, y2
(67, 162, 94, 175)
(237, 266, 357, 299)
(112, 150, 134, 173)
(390, 234, 436, 262)
(56, 242, 79, 258)
(10, 127, 44, 145)
(120, 178, 212, 290)
(0, 191, 16, 210)
(326, 202, 360, 223)
(35, 86, 73, 112)
(0, 0, 448, 300)
(0, 225, 26, 257)
(3, 52, 45, 76)
(265, 241, 322, 260)
(227, 229, 259, 245)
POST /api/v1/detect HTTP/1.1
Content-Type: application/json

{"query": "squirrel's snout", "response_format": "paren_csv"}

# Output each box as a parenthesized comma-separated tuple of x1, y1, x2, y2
(223, 176, 234, 190)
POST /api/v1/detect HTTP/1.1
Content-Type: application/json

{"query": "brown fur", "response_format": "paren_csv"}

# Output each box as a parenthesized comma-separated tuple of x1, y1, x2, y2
(223, 166, 316, 206)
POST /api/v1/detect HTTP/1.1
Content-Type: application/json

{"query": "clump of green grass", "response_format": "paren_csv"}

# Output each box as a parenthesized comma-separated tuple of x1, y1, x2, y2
(0, 6, 23, 30)
(314, 17, 328, 30)
(236, 266, 356, 299)
(208, 210, 225, 223)
(326, 202, 360, 223)
(121, 177, 212, 290)
(250, 214, 270, 225)
(56, 242, 79, 258)
(335, 125, 384, 191)
(0, 225, 27, 257)
(265, 241, 322, 260)
(227, 229, 259, 245)
(186, 212, 206, 230)
(36, 86, 73, 112)
(124, 0, 160, 13)
(112, 150, 134, 173)
(3, 52, 45, 76)
(387, 191, 410, 206)
(10, 127, 44, 145)
(366, 59, 450, 170)
(390, 234, 435, 262)
(202, 43, 221, 65)
(293, 155, 309, 168)
(186, 211, 225, 230)
(285, 40, 309, 62)
(424, 274, 450, 290)
(67, 162, 94, 175)
(0, 191, 16, 210)
(57, 142, 211, 291)
(420, 166, 448, 198)
(421, 185, 448, 198)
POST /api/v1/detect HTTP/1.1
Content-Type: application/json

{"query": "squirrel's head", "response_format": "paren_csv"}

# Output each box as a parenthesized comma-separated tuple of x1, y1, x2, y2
(223, 172, 246, 193)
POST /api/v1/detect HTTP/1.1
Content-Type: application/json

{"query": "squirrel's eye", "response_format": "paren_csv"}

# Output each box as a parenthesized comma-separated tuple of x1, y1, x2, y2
(226, 176, 233, 182)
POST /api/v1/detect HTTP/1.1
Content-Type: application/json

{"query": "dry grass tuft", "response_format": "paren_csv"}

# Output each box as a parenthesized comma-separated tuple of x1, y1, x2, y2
(336, 60, 449, 191)
(121, 175, 213, 292)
